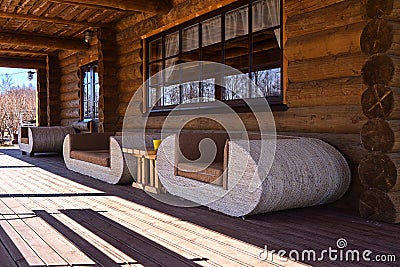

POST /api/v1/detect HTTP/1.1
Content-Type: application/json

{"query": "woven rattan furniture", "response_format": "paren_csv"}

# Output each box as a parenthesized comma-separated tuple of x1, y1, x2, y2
(157, 133, 351, 217)
(19, 126, 77, 157)
(18, 121, 93, 157)
(63, 133, 132, 184)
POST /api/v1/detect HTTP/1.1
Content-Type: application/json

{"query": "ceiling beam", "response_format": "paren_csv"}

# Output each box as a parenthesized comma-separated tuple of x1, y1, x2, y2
(0, 56, 46, 69)
(0, 11, 101, 28)
(0, 32, 89, 51)
(46, 0, 172, 14)
(0, 48, 49, 57)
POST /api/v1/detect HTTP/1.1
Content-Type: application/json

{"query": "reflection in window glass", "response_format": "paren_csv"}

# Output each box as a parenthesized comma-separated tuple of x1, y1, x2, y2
(223, 73, 250, 100)
(252, 68, 281, 97)
(149, 38, 162, 61)
(146, 0, 282, 108)
(201, 79, 216, 102)
(182, 82, 200, 103)
(163, 84, 180, 106)
(202, 16, 221, 47)
(225, 6, 248, 40)
(182, 25, 199, 52)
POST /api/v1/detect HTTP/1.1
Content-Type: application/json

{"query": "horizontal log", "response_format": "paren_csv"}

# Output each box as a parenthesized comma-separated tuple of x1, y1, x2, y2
(61, 100, 80, 109)
(361, 85, 400, 119)
(285, 22, 365, 61)
(117, 49, 142, 67)
(288, 53, 367, 83)
(0, 57, 46, 69)
(285, 0, 345, 17)
(116, 13, 153, 32)
(60, 92, 79, 102)
(60, 63, 79, 76)
(365, 0, 400, 21)
(117, 63, 142, 80)
(61, 118, 79, 126)
(60, 108, 80, 119)
(117, 39, 142, 54)
(359, 189, 400, 223)
(47, 0, 172, 13)
(361, 118, 400, 152)
(0, 31, 89, 51)
(59, 53, 78, 68)
(286, 77, 366, 107)
(0, 11, 100, 27)
(141, 105, 366, 134)
(118, 79, 144, 93)
(116, 15, 163, 42)
(61, 71, 79, 84)
(60, 81, 80, 93)
(359, 152, 400, 192)
(362, 53, 400, 87)
(286, 0, 365, 38)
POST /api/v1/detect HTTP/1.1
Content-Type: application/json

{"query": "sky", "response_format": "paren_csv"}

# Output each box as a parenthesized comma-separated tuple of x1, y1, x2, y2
(0, 67, 37, 89)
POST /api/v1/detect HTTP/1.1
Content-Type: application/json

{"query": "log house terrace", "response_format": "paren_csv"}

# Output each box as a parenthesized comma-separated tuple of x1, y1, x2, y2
(0, 0, 398, 265)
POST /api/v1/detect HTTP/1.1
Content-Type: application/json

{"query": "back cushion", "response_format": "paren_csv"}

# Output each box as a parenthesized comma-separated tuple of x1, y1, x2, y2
(177, 132, 229, 163)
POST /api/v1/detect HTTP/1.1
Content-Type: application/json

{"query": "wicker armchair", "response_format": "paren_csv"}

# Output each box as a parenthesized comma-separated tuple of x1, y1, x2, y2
(157, 133, 351, 217)
(18, 121, 93, 157)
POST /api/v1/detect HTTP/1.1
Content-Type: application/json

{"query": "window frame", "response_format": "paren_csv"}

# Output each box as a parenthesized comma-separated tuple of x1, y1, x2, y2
(145, 0, 285, 115)
(80, 61, 99, 120)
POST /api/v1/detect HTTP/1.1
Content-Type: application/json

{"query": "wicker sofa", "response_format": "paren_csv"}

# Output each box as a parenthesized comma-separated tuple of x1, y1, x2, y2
(18, 121, 93, 157)
(63, 132, 132, 184)
(157, 132, 351, 217)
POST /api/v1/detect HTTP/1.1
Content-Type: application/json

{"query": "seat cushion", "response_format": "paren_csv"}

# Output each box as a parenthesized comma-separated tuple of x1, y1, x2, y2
(70, 150, 110, 167)
(20, 137, 29, 144)
(177, 162, 223, 185)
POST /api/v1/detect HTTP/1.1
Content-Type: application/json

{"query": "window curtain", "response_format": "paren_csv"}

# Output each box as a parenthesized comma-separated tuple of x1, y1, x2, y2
(252, 0, 281, 47)
(165, 31, 179, 57)
(182, 25, 199, 52)
(225, 7, 248, 40)
(202, 16, 221, 46)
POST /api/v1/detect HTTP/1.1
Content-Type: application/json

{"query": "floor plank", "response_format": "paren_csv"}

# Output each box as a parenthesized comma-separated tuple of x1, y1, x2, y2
(0, 148, 398, 267)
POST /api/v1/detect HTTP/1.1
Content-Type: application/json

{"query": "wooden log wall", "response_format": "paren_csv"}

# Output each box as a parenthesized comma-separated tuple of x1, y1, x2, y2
(47, 55, 61, 126)
(37, 66, 48, 126)
(58, 37, 100, 128)
(97, 28, 119, 133)
(358, 0, 400, 223)
(112, 0, 376, 211)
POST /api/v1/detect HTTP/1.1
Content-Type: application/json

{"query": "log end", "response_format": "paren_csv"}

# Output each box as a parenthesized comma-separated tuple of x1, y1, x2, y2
(361, 84, 394, 119)
(360, 19, 393, 55)
(358, 153, 397, 192)
(359, 188, 399, 223)
(360, 118, 395, 152)
(361, 54, 394, 85)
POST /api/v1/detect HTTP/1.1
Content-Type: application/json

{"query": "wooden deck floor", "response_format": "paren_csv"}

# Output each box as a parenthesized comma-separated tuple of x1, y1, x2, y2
(0, 147, 398, 267)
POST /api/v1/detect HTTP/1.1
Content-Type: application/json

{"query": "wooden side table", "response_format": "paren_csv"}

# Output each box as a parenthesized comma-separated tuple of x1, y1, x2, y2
(123, 148, 165, 194)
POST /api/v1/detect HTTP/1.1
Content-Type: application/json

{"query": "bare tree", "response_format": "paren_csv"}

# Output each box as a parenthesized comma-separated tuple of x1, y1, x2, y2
(0, 79, 36, 141)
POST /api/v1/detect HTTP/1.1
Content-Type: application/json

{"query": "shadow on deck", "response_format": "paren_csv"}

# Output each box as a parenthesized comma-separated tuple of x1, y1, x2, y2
(0, 147, 398, 266)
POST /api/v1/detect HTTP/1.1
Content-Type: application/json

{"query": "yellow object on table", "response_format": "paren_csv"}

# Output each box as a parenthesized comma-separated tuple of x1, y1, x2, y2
(153, 139, 162, 150)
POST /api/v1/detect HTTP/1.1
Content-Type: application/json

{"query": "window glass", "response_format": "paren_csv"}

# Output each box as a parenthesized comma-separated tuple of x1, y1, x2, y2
(81, 62, 99, 119)
(146, 0, 282, 108)
(149, 38, 162, 61)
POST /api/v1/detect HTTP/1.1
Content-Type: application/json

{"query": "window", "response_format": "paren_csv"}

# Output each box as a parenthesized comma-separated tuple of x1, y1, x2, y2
(146, 0, 282, 111)
(80, 62, 99, 119)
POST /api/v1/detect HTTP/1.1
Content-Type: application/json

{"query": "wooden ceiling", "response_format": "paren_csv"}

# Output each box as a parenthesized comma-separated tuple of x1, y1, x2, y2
(0, 0, 171, 61)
